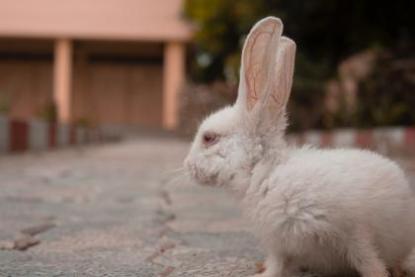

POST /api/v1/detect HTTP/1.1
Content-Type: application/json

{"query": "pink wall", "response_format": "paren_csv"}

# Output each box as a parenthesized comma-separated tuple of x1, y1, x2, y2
(0, 0, 193, 42)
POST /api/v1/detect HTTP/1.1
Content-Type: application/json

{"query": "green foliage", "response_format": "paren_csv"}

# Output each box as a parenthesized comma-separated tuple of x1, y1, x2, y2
(185, 0, 413, 82)
(184, 0, 415, 129)
(354, 49, 415, 128)
(184, 0, 262, 82)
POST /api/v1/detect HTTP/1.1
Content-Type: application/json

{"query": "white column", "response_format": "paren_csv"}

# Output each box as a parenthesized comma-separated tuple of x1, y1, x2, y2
(163, 41, 185, 130)
(54, 39, 73, 123)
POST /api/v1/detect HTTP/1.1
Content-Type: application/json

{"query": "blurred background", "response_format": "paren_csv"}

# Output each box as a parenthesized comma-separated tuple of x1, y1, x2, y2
(181, 0, 414, 135)
(0, 0, 413, 143)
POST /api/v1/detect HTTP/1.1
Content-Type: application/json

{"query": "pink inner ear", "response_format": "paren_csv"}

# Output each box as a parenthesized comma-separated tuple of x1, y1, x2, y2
(270, 93, 279, 105)
(245, 33, 261, 111)
(270, 59, 287, 108)
(244, 23, 278, 111)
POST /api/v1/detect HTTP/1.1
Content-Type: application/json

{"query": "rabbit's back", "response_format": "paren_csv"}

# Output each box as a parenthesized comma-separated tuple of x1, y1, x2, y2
(248, 147, 415, 272)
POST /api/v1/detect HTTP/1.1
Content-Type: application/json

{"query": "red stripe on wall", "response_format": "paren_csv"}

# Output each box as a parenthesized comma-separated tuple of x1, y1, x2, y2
(9, 120, 28, 152)
(405, 128, 415, 150)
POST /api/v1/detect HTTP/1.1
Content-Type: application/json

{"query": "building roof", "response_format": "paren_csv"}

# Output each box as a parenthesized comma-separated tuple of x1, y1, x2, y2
(0, 0, 193, 42)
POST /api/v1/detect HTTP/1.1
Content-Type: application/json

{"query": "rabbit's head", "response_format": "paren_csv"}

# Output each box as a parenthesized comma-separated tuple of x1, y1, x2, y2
(184, 17, 296, 193)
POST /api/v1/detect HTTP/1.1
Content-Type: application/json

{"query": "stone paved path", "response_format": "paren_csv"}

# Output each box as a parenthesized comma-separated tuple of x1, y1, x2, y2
(0, 138, 414, 276)
(0, 138, 261, 276)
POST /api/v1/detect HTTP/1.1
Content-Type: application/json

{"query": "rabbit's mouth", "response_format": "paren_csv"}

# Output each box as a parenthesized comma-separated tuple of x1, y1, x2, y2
(187, 163, 219, 186)
(197, 173, 219, 186)
(195, 170, 219, 186)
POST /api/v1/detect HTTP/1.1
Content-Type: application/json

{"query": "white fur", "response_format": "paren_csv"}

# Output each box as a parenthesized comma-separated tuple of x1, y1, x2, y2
(184, 17, 415, 277)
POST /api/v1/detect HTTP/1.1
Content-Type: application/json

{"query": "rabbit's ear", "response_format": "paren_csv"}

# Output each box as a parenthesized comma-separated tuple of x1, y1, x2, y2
(238, 17, 283, 111)
(271, 36, 296, 110)
(238, 17, 296, 125)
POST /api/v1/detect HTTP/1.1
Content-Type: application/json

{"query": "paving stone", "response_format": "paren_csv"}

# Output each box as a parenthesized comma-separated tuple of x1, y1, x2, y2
(0, 138, 413, 276)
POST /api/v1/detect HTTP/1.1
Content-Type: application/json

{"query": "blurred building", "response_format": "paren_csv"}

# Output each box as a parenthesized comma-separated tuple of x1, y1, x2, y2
(0, 0, 192, 130)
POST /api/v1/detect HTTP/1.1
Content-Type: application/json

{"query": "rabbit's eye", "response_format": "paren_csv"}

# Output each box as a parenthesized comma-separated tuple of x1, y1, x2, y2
(202, 132, 219, 146)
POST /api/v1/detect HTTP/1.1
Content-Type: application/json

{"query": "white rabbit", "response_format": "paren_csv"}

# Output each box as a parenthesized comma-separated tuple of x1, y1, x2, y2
(184, 16, 415, 277)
